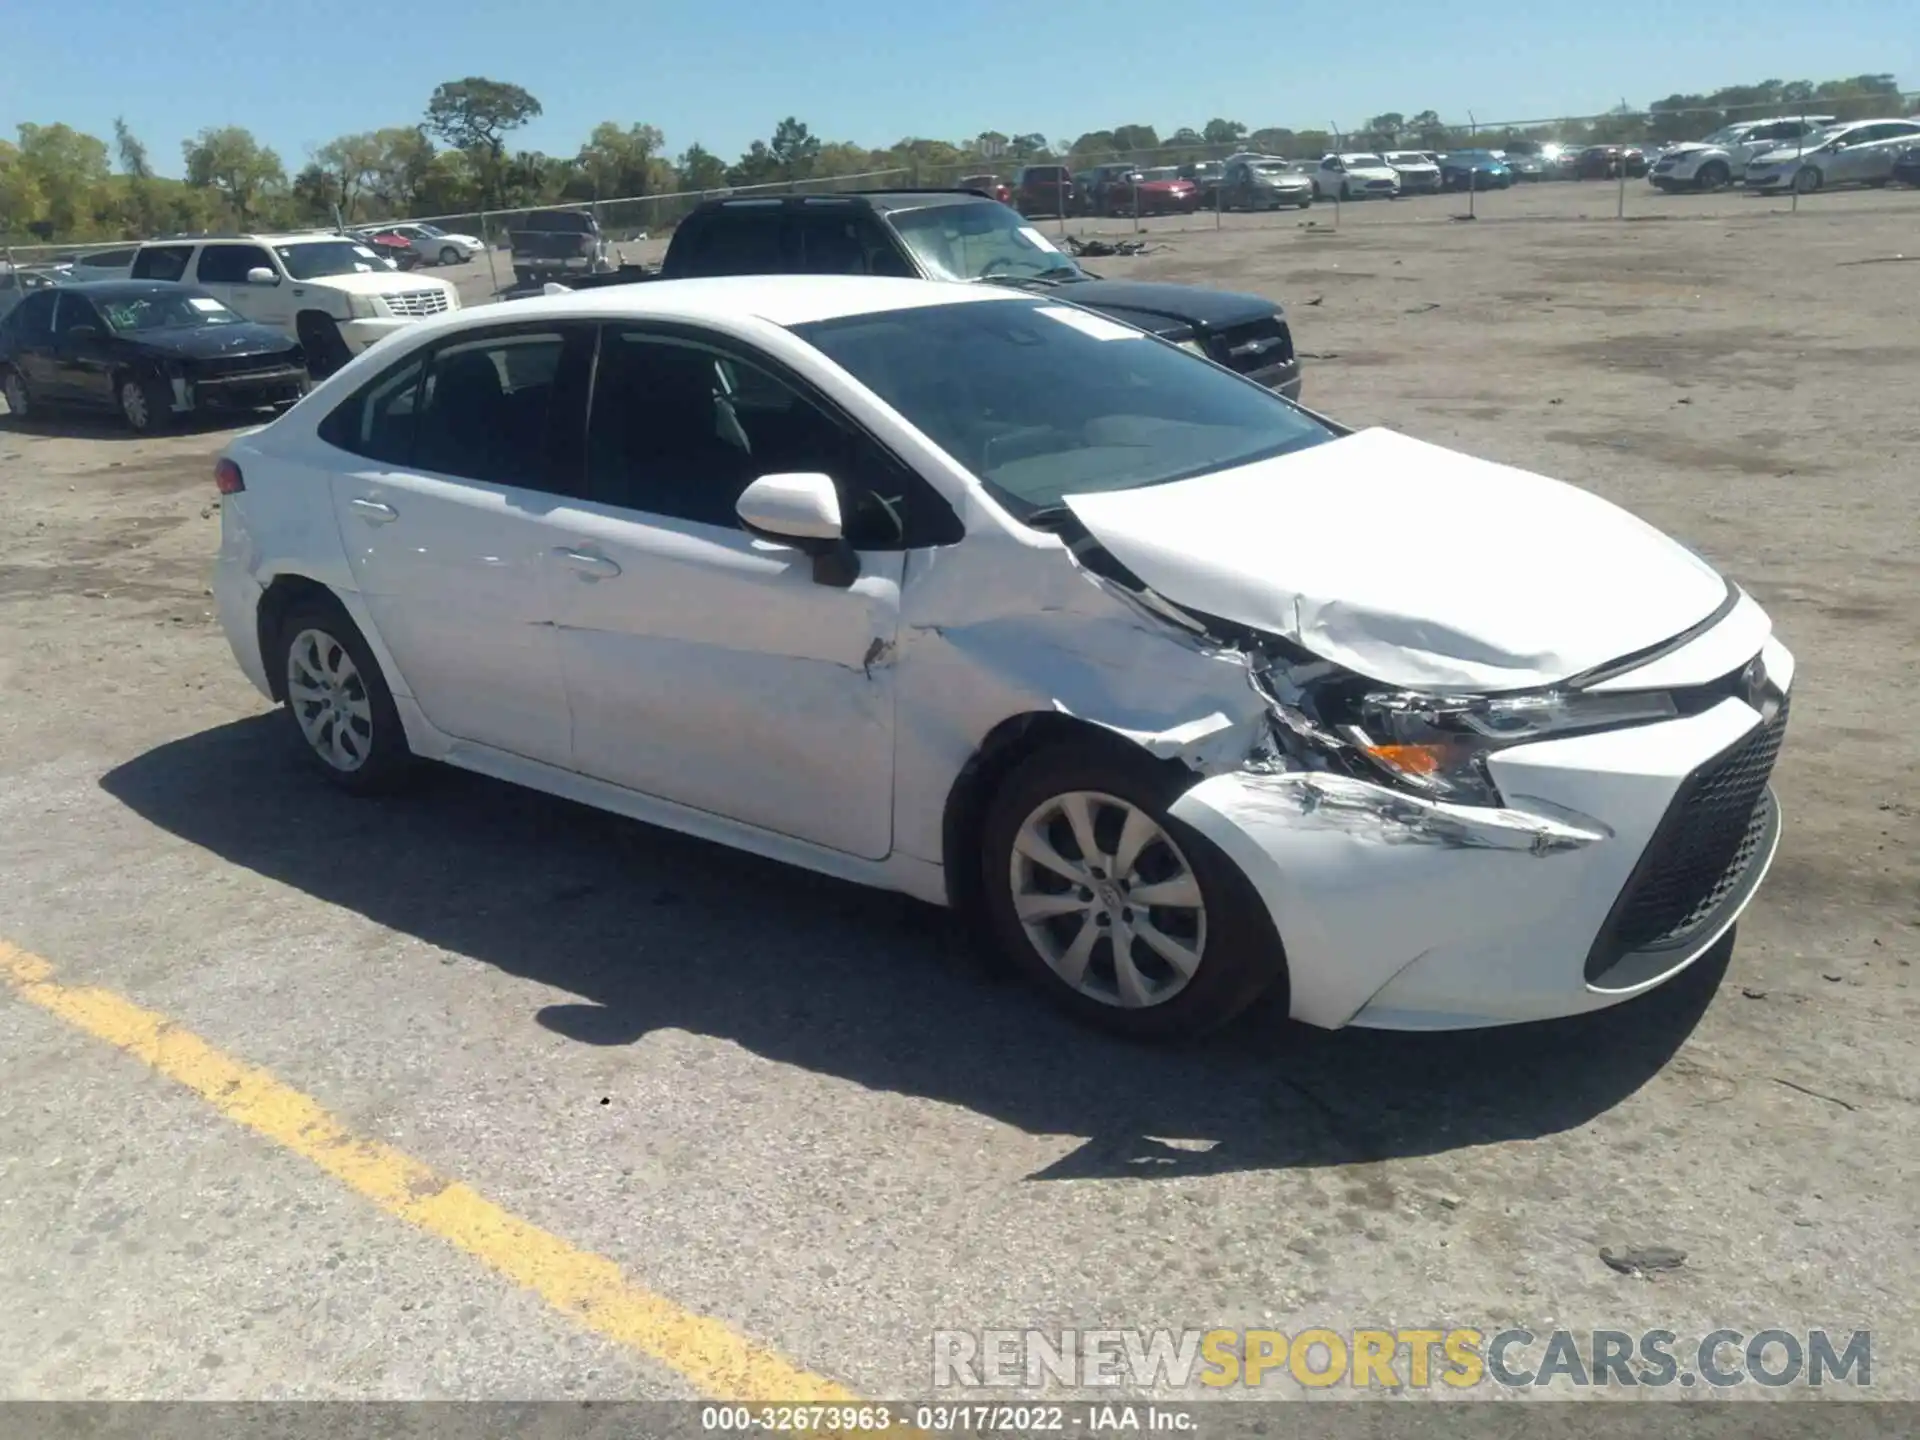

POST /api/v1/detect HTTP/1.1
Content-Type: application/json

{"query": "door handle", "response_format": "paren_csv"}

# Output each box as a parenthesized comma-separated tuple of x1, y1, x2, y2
(554, 547, 621, 579)
(350, 497, 398, 523)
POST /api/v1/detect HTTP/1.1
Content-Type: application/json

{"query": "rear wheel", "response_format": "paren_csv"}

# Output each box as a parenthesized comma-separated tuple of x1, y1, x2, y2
(2, 367, 34, 422)
(980, 743, 1285, 1039)
(275, 598, 414, 795)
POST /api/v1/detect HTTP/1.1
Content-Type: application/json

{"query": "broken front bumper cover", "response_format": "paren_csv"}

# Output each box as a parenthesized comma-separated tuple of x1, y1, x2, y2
(1167, 676, 1789, 1032)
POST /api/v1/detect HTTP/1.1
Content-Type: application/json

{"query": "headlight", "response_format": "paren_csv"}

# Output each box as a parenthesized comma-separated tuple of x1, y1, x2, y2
(1337, 688, 1679, 805)
(347, 293, 384, 320)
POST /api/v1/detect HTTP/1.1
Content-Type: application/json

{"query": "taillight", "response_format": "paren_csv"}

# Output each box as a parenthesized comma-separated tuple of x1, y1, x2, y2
(214, 458, 245, 495)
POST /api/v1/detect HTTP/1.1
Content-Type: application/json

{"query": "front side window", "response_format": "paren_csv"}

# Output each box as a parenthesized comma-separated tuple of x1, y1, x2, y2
(8, 290, 58, 341)
(890, 203, 1083, 284)
(197, 245, 274, 284)
(793, 298, 1334, 515)
(585, 328, 949, 547)
(52, 294, 100, 338)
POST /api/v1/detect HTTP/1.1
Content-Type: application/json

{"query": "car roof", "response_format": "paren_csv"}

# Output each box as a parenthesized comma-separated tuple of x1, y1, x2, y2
(508, 274, 1024, 329)
(42, 279, 205, 299)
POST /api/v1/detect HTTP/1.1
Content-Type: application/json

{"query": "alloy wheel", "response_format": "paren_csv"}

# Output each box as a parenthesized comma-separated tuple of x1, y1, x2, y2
(286, 627, 375, 772)
(119, 379, 150, 431)
(1009, 789, 1207, 1009)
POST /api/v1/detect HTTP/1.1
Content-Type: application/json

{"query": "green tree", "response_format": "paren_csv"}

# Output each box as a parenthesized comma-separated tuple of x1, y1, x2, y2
(1201, 118, 1246, 145)
(17, 123, 111, 236)
(575, 121, 665, 199)
(364, 127, 437, 216)
(1109, 123, 1160, 152)
(0, 138, 47, 236)
(1006, 132, 1051, 159)
(182, 125, 285, 225)
(1245, 127, 1297, 155)
(314, 131, 385, 219)
(424, 77, 543, 206)
(768, 117, 821, 180)
(1364, 112, 1406, 145)
(676, 142, 728, 192)
(1168, 127, 1204, 147)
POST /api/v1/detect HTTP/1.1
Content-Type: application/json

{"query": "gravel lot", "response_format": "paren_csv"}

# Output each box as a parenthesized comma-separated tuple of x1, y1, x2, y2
(0, 178, 1916, 1404)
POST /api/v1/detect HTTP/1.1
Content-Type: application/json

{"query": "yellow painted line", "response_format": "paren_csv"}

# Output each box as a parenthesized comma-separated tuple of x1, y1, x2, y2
(0, 941, 857, 1403)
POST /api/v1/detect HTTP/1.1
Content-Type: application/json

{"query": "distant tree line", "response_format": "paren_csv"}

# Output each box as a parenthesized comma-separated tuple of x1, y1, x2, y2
(2, 73, 1910, 245)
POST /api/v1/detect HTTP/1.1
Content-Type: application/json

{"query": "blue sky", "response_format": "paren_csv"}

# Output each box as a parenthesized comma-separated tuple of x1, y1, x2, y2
(4, 0, 1914, 178)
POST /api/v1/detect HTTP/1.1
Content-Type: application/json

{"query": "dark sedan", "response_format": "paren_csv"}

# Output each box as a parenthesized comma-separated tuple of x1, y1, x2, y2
(0, 280, 307, 433)
(1573, 145, 1649, 180)
(1439, 150, 1513, 190)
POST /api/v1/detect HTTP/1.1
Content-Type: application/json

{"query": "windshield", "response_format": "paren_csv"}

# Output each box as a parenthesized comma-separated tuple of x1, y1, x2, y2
(274, 241, 390, 280)
(1252, 161, 1296, 176)
(1141, 168, 1180, 180)
(890, 203, 1085, 284)
(416, 223, 446, 237)
(1342, 153, 1386, 167)
(97, 291, 245, 332)
(1384, 153, 1425, 164)
(792, 297, 1334, 513)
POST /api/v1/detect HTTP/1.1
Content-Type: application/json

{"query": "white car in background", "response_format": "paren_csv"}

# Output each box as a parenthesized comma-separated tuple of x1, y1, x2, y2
(1312, 153, 1401, 199)
(1744, 117, 1920, 193)
(129, 233, 459, 374)
(1383, 151, 1443, 193)
(1649, 116, 1836, 190)
(359, 223, 485, 267)
(211, 275, 1792, 1040)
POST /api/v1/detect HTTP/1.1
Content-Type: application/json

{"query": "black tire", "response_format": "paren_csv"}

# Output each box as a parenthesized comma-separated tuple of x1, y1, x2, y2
(979, 742, 1286, 1040)
(274, 597, 415, 796)
(1794, 166, 1823, 194)
(1695, 160, 1730, 191)
(1297, 196, 1313, 209)
(2, 366, 36, 423)
(296, 313, 352, 379)
(116, 370, 173, 434)
(439, 246, 462, 265)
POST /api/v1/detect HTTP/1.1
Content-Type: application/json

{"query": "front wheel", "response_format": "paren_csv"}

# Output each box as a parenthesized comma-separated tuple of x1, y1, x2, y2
(118, 373, 173, 434)
(980, 744, 1286, 1039)
(1695, 160, 1730, 191)
(276, 599, 414, 795)
(296, 313, 352, 378)
(1793, 166, 1822, 194)
(439, 246, 462, 265)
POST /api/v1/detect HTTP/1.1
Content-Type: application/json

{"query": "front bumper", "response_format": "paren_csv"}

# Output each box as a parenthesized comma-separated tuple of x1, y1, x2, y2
(1168, 632, 1794, 1031)
(339, 317, 417, 354)
(187, 364, 308, 410)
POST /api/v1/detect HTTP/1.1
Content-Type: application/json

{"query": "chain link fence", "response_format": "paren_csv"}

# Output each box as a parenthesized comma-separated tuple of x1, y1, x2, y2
(6, 93, 1916, 269)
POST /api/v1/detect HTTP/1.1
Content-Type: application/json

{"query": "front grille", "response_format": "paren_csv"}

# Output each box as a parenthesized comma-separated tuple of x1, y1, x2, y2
(194, 352, 298, 379)
(1215, 317, 1294, 373)
(1591, 693, 1790, 974)
(384, 289, 451, 317)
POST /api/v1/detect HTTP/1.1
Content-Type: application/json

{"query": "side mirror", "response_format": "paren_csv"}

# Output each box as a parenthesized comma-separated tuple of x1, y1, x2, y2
(735, 472, 859, 587)
(246, 267, 279, 285)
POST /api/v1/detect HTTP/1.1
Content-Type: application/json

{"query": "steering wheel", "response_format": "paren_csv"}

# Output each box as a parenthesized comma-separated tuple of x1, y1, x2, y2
(979, 255, 1024, 277)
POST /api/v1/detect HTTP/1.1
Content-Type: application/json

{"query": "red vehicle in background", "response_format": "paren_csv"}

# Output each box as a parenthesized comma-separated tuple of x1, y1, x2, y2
(958, 174, 1013, 205)
(1012, 164, 1077, 218)
(363, 231, 422, 270)
(1132, 167, 1201, 215)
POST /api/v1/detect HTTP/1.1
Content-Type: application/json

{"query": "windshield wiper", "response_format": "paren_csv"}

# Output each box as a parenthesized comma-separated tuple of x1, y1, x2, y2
(973, 265, 1083, 289)
(1019, 505, 1080, 531)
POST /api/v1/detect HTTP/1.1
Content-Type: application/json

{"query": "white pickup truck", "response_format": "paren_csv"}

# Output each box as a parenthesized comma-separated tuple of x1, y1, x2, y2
(1649, 116, 1836, 190)
(128, 232, 460, 374)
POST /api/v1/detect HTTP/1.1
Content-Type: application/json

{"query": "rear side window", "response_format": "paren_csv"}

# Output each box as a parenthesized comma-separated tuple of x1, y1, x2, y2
(131, 245, 193, 282)
(412, 331, 570, 488)
(676, 212, 785, 276)
(7, 290, 57, 341)
(197, 245, 274, 283)
(318, 353, 428, 465)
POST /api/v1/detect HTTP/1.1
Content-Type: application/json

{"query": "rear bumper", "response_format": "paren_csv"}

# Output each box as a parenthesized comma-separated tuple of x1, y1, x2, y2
(1166, 629, 1794, 1032)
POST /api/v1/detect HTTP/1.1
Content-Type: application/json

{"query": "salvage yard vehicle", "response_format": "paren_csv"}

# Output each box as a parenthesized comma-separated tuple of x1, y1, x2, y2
(1439, 150, 1512, 190)
(1573, 145, 1648, 179)
(211, 274, 1793, 1040)
(1131, 168, 1202, 215)
(1744, 118, 1920, 193)
(1011, 164, 1076, 218)
(128, 233, 459, 377)
(1383, 151, 1443, 194)
(1217, 157, 1315, 210)
(1648, 116, 1835, 190)
(354, 221, 485, 267)
(1894, 144, 1920, 187)
(0, 280, 307, 432)
(508, 208, 615, 287)
(1311, 153, 1401, 199)
(546, 189, 1302, 397)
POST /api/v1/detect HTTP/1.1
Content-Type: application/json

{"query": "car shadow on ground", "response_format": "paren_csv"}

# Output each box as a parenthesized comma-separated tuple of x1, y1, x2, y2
(101, 715, 1729, 1180)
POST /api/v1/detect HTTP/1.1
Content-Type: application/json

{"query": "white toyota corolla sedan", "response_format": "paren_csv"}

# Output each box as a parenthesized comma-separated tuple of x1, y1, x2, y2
(210, 276, 1792, 1039)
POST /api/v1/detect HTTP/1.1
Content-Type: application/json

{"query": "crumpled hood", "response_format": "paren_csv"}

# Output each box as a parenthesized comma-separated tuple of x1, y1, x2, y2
(1062, 428, 1732, 692)
(129, 323, 296, 361)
